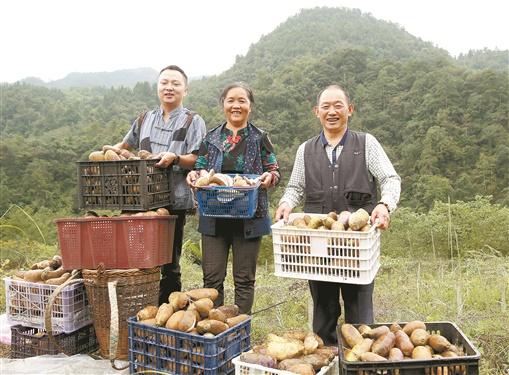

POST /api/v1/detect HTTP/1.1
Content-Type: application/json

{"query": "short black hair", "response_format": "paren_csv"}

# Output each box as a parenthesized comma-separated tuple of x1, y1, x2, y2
(159, 65, 188, 85)
(219, 82, 255, 105)
(316, 84, 351, 106)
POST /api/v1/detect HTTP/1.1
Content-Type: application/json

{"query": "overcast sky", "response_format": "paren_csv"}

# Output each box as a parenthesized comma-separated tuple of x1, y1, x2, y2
(1, 0, 508, 83)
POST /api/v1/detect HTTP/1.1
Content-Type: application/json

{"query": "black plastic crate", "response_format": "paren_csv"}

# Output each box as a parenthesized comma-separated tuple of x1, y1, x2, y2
(338, 322, 480, 375)
(10, 324, 98, 359)
(128, 316, 251, 374)
(77, 159, 174, 211)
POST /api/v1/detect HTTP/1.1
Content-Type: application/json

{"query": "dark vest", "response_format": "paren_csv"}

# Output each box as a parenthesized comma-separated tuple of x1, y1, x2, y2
(303, 131, 378, 214)
(198, 122, 271, 239)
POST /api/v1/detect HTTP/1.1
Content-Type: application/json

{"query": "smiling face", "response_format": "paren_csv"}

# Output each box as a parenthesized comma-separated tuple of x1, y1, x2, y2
(157, 69, 187, 110)
(314, 87, 354, 133)
(223, 86, 252, 128)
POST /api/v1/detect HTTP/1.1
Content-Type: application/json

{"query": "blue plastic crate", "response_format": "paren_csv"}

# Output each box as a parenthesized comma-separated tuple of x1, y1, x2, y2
(128, 316, 251, 374)
(195, 174, 260, 218)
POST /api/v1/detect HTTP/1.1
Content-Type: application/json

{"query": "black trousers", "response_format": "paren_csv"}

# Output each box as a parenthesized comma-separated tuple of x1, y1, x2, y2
(308, 279, 375, 345)
(201, 221, 261, 314)
(159, 209, 186, 305)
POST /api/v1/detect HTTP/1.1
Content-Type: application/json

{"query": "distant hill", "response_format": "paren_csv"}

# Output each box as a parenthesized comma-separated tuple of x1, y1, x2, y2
(19, 67, 159, 88)
(456, 48, 508, 71)
(224, 7, 450, 81)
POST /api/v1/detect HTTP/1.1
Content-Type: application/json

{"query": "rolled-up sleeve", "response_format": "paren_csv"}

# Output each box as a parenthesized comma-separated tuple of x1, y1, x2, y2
(122, 119, 139, 149)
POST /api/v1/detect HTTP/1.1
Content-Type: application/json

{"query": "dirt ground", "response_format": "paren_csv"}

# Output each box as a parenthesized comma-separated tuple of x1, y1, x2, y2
(0, 343, 10, 358)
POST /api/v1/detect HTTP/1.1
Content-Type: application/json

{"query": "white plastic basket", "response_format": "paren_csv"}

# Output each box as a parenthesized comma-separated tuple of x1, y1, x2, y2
(4, 277, 92, 334)
(271, 213, 380, 284)
(233, 354, 338, 375)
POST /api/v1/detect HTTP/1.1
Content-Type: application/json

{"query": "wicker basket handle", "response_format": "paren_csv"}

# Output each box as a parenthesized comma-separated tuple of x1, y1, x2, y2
(108, 280, 129, 371)
(44, 271, 82, 353)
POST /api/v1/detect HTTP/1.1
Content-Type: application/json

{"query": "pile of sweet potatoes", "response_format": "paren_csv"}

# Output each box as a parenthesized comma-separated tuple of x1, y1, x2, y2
(135, 288, 249, 336)
(341, 321, 465, 362)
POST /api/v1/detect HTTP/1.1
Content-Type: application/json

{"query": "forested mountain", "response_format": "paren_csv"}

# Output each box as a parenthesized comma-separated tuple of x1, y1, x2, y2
(18, 67, 159, 88)
(456, 49, 508, 72)
(1, 7, 508, 225)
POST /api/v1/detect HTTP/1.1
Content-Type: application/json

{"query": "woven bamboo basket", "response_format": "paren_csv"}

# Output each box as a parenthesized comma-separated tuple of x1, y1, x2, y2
(82, 267, 159, 360)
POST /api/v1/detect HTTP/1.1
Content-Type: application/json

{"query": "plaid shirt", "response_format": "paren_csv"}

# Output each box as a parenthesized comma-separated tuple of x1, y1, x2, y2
(123, 106, 206, 209)
(279, 130, 401, 212)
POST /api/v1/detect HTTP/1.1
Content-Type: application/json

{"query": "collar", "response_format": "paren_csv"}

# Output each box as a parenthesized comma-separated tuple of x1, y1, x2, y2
(320, 128, 349, 148)
(158, 106, 185, 119)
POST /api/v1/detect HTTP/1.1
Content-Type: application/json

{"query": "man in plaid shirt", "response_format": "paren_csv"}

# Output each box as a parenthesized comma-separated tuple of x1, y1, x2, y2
(114, 65, 206, 304)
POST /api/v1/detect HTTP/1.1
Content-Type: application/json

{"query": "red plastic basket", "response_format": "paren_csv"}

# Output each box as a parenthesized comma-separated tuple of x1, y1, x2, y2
(55, 216, 176, 269)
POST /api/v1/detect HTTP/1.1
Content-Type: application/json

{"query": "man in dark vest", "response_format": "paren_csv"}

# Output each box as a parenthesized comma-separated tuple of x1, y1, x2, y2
(275, 84, 401, 345)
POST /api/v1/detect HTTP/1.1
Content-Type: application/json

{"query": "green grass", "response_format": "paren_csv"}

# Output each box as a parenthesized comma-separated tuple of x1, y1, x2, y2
(1, 242, 507, 373)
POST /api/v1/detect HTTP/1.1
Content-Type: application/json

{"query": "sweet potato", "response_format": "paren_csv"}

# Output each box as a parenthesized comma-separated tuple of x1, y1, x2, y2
(168, 291, 189, 310)
(23, 269, 45, 282)
(323, 216, 336, 229)
(136, 305, 159, 321)
(44, 272, 71, 285)
(365, 325, 390, 339)
(287, 363, 315, 375)
(156, 208, 170, 216)
(351, 338, 374, 357)
(240, 353, 277, 369)
(104, 149, 120, 161)
(358, 324, 372, 337)
(388, 347, 404, 361)
(403, 321, 426, 335)
(330, 221, 345, 231)
(371, 332, 395, 357)
(31, 260, 51, 270)
(302, 332, 320, 354)
(196, 319, 229, 335)
(301, 354, 330, 371)
(344, 349, 359, 362)
(155, 303, 174, 326)
(341, 324, 363, 348)
(428, 334, 451, 353)
(185, 288, 219, 302)
(41, 266, 65, 281)
(337, 211, 351, 228)
(278, 358, 307, 370)
(177, 310, 197, 332)
(166, 310, 186, 330)
(217, 305, 240, 318)
(226, 314, 249, 328)
(208, 308, 227, 322)
(410, 328, 430, 346)
(186, 303, 201, 322)
(395, 330, 414, 357)
(412, 346, 432, 359)
(193, 298, 214, 318)
(266, 334, 305, 361)
(441, 350, 458, 358)
(348, 208, 369, 230)
(283, 329, 308, 341)
(360, 352, 387, 362)
(390, 323, 402, 332)
(88, 151, 105, 161)
(314, 347, 335, 361)
(139, 318, 157, 326)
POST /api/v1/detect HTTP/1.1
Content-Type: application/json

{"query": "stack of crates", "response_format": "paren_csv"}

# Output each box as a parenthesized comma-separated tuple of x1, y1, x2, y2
(4, 276, 97, 358)
(60, 159, 177, 270)
(53, 158, 178, 360)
